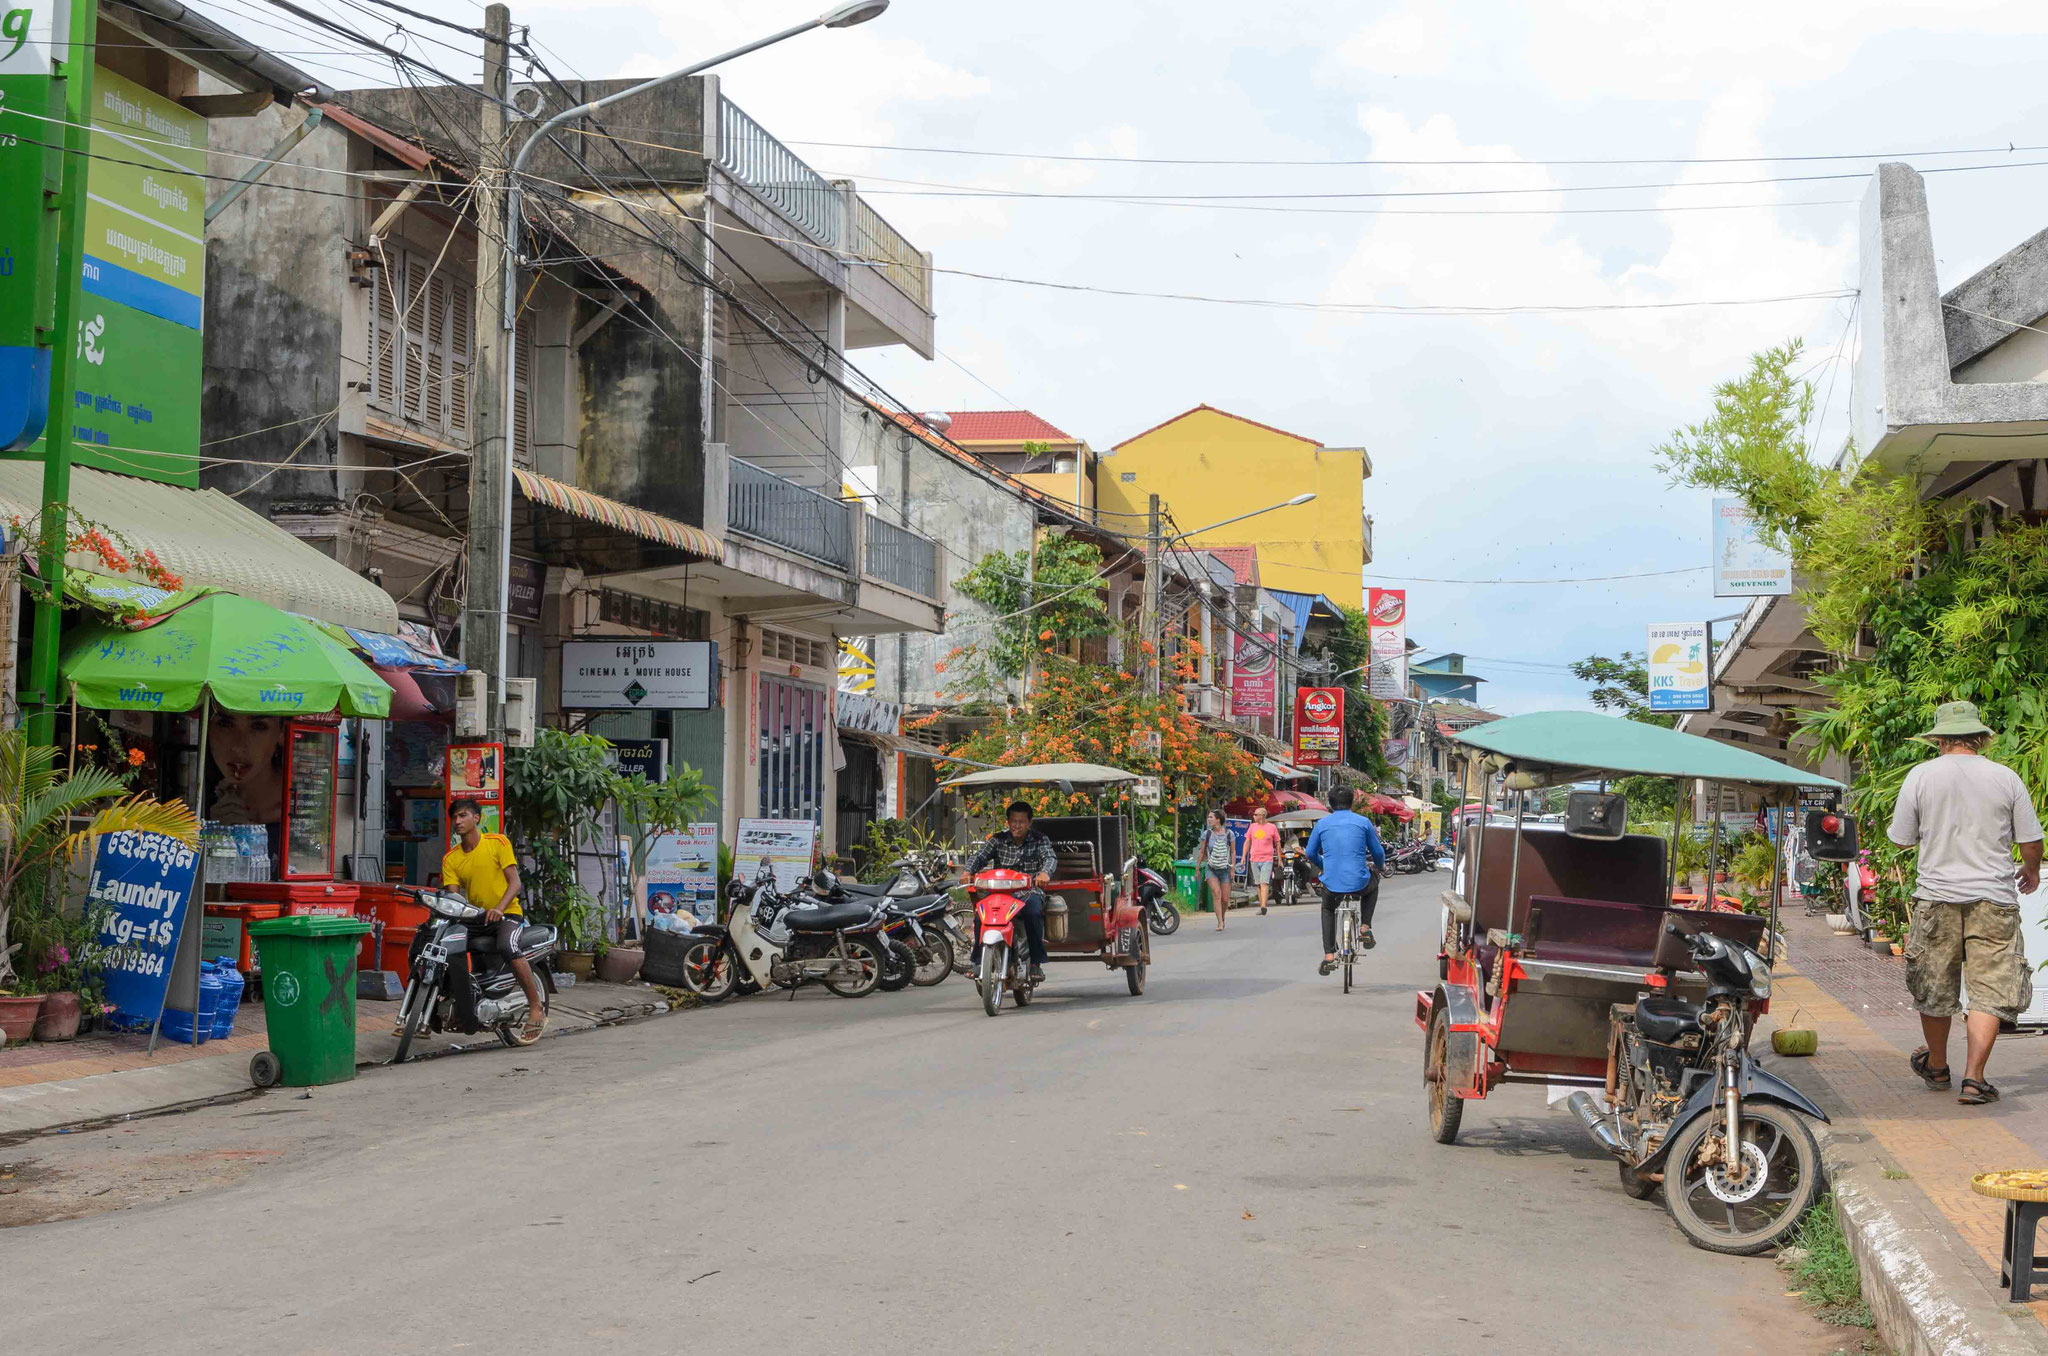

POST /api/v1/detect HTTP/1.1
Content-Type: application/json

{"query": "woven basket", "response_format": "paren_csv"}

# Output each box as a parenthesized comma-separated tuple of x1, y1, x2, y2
(1972, 1170, 2048, 1203)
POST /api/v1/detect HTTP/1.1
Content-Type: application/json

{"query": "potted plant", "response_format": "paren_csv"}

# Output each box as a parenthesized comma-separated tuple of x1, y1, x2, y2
(0, 729, 197, 1037)
(505, 729, 616, 976)
(609, 764, 713, 979)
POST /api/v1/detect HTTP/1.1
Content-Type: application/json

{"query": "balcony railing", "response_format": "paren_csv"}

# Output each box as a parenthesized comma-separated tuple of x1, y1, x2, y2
(865, 515, 939, 599)
(717, 97, 843, 248)
(850, 197, 931, 310)
(729, 458, 854, 570)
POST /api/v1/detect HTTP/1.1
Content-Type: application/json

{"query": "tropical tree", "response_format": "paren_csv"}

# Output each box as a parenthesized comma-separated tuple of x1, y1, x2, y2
(611, 763, 716, 913)
(505, 728, 617, 949)
(1300, 603, 1395, 784)
(0, 729, 199, 992)
(950, 530, 1112, 693)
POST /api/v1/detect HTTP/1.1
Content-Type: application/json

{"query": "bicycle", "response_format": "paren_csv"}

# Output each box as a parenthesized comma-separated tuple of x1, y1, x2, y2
(1332, 892, 1363, 993)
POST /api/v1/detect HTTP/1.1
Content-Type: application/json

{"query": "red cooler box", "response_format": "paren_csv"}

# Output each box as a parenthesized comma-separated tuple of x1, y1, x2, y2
(226, 881, 362, 919)
(353, 884, 431, 974)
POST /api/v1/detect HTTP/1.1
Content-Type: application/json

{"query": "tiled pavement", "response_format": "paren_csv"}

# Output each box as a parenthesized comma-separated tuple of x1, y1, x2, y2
(1774, 907, 2048, 1327)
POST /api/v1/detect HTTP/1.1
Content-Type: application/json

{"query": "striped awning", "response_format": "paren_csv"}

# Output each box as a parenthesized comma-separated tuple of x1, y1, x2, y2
(513, 468, 722, 560)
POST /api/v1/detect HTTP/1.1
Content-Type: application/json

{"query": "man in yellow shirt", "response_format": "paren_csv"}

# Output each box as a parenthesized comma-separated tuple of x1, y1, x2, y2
(442, 798, 544, 1040)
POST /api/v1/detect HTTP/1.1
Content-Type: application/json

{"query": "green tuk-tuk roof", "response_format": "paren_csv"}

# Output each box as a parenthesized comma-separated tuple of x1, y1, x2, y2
(1450, 711, 1841, 792)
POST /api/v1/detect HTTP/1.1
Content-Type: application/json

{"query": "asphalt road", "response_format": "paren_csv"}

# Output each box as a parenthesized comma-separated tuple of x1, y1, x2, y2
(5, 872, 1845, 1354)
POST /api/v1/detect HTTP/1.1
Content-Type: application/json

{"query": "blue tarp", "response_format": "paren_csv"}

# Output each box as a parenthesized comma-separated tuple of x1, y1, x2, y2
(346, 627, 466, 673)
(1267, 589, 1339, 651)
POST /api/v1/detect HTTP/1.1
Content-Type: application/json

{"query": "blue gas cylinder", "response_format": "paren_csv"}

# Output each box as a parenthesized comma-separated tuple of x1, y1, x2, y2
(210, 960, 245, 1039)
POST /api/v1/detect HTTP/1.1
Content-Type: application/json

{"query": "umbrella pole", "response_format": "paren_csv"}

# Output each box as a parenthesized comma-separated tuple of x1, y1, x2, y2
(1666, 778, 1685, 905)
(66, 683, 77, 775)
(149, 704, 208, 1057)
(1704, 782, 1721, 908)
(1765, 796, 1785, 965)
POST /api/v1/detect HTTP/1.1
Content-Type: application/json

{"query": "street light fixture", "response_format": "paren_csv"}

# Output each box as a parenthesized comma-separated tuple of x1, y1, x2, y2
(476, 2, 888, 713)
(1169, 492, 1316, 542)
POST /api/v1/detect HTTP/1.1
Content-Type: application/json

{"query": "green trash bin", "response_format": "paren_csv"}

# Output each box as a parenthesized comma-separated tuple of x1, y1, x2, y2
(247, 914, 373, 1088)
(1173, 859, 1200, 911)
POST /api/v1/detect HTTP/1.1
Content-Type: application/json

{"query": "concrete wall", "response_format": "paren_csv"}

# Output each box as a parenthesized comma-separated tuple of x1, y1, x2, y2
(201, 105, 351, 513)
(722, 286, 843, 489)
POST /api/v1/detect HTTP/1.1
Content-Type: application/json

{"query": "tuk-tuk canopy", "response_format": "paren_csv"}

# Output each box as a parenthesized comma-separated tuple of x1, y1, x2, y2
(940, 762, 1139, 791)
(1450, 710, 1841, 793)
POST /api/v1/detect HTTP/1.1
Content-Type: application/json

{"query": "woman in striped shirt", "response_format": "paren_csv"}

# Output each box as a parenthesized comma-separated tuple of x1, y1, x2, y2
(1197, 808, 1234, 930)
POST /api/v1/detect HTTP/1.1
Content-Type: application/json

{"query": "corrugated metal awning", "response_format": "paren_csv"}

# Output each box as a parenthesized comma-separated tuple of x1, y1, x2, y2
(0, 463, 398, 632)
(513, 468, 722, 560)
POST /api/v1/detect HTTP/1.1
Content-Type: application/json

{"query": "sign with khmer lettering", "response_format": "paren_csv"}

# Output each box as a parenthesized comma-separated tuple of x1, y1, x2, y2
(561, 639, 716, 709)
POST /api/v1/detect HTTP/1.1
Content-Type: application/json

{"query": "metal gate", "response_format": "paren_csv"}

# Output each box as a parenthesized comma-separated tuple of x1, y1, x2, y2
(758, 675, 826, 825)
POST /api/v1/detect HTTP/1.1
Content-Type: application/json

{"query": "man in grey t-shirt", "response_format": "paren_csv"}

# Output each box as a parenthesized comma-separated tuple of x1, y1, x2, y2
(1888, 702, 2044, 1106)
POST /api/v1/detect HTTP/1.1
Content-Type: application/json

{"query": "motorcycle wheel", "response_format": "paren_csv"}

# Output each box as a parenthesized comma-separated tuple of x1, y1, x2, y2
(980, 942, 1006, 1016)
(392, 978, 435, 1065)
(1013, 959, 1033, 1007)
(1147, 899, 1181, 936)
(1425, 857, 1440, 872)
(681, 939, 739, 1003)
(877, 939, 915, 993)
(1663, 1101, 1820, 1255)
(822, 936, 885, 998)
(1619, 1161, 1660, 1201)
(946, 916, 976, 975)
(909, 931, 954, 986)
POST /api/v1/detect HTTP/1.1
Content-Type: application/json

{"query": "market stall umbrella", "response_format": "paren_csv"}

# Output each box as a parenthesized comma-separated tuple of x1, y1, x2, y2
(1267, 808, 1327, 826)
(1363, 792, 1415, 820)
(1226, 788, 1328, 818)
(62, 592, 392, 716)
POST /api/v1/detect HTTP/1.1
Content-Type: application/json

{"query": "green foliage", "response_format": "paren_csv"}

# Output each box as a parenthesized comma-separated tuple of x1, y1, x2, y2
(1131, 808, 1176, 868)
(0, 729, 199, 992)
(612, 763, 715, 879)
(1303, 603, 1396, 784)
(848, 818, 951, 882)
(505, 729, 616, 947)
(1568, 651, 1674, 728)
(1782, 1195, 1873, 1329)
(951, 531, 1112, 691)
(1732, 838, 1780, 893)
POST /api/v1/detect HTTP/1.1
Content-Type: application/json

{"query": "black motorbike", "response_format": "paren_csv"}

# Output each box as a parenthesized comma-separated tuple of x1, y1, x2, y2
(1568, 921, 1826, 1255)
(1135, 863, 1180, 935)
(392, 886, 558, 1064)
(1387, 840, 1440, 875)
(829, 854, 977, 976)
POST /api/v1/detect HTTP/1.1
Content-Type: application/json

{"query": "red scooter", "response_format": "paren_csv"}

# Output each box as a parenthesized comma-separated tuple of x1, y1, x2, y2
(969, 867, 1039, 1016)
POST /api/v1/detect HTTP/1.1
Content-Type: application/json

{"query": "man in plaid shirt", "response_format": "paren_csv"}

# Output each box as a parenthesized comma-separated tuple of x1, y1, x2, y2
(961, 800, 1057, 982)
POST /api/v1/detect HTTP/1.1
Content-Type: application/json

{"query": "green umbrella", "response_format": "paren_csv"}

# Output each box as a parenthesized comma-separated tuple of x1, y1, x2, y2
(61, 592, 392, 717)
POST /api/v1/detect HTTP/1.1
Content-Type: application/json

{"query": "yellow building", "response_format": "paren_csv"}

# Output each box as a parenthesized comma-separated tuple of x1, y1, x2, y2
(944, 410, 1097, 517)
(1096, 406, 1372, 606)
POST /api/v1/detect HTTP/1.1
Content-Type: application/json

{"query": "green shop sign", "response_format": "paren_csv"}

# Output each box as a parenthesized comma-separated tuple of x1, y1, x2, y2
(12, 66, 205, 484)
(0, 0, 60, 450)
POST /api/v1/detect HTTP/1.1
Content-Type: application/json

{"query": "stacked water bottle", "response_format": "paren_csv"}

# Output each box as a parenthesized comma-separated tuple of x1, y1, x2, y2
(158, 958, 248, 1045)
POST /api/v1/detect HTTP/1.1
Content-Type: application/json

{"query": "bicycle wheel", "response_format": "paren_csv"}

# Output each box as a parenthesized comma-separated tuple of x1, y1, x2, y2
(1340, 911, 1355, 993)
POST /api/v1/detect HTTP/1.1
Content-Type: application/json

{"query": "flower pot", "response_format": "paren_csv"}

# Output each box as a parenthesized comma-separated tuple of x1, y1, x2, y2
(558, 950, 596, 981)
(595, 947, 643, 985)
(32, 990, 81, 1042)
(1890, 943, 1905, 957)
(1870, 933, 1893, 954)
(0, 993, 43, 1044)
(1825, 912, 1853, 934)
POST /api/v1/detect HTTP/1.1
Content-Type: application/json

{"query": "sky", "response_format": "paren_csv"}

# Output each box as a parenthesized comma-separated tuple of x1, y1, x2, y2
(210, 0, 2048, 712)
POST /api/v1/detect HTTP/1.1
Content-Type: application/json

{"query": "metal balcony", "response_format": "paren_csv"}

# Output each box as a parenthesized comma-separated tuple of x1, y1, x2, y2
(865, 515, 939, 600)
(728, 458, 854, 570)
(716, 96, 843, 249)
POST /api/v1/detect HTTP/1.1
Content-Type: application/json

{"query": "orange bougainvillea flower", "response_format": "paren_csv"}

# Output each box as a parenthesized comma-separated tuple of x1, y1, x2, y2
(1039, 629, 1054, 641)
(128, 747, 147, 766)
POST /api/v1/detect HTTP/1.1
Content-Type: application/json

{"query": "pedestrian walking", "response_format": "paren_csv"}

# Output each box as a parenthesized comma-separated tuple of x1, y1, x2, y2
(1198, 809, 1234, 930)
(1889, 702, 2044, 1106)
(1241, 806, 1281, 914)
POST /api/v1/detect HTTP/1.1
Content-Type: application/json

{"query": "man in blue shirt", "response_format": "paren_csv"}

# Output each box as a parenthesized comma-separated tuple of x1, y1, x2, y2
(1306, 786, 1387, 973)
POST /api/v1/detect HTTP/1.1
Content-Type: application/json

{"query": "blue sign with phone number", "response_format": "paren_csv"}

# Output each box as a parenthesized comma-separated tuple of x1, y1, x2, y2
(91, 830, 201, 1030)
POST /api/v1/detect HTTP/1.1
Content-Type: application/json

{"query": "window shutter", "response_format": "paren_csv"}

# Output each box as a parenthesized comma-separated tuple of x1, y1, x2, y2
(370, 256, 399, 406)
(422, 271, 449, 427)
(512, 316, 534, 463)
(448, 277, 472, 441)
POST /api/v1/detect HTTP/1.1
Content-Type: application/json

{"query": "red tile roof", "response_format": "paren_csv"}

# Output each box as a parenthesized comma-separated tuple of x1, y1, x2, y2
(1113, 404, 1322, 450)
(1201, 544, 1259, 585)
(944, 410, 1075, 443)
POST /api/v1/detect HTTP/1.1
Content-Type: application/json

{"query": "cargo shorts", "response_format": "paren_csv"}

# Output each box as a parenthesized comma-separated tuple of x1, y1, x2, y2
(1904, 898, 2033, 1023)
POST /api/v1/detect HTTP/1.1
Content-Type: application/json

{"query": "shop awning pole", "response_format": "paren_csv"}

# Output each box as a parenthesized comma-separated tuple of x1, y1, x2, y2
(149, 702, 209, 1057)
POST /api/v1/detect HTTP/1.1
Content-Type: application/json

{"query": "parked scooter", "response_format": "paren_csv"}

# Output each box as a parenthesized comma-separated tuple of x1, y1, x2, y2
(392, 886, 558, 1064)
(1136, 863, 1180, 935)
(680, 868, 887, 1001)
(1567, 921, 1826, 1255)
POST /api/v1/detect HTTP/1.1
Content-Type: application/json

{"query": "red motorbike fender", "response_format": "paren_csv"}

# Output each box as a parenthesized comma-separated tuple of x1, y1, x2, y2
(975, 891, 1025, 942)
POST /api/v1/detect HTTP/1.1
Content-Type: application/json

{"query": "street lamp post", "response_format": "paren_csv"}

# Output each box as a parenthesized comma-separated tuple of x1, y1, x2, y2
(466, 1, 889, 724)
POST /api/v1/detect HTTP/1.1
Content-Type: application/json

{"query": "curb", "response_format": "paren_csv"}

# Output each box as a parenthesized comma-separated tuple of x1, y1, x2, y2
(1819, 1120, 2048, 1355)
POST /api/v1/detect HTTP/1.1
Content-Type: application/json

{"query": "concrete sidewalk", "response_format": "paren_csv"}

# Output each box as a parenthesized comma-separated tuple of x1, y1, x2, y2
(1770, 909, 2048, 1354)
(0, 978, 674, 1140)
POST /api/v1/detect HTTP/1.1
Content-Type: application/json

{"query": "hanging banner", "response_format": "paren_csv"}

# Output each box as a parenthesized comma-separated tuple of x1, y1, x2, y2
(0, 0, 58, 449)
(1712, 498, 1792, 597)
(90, 830, 202, 1030)
(1647, 621, 1711, 712)
(1367, 588, 1408, 699)
(1230, 630, 1278, 719)
(1293, 686, 1345, 767)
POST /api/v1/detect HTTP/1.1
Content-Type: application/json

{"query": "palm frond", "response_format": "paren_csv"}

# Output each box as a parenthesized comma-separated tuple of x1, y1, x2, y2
(20, 764, 140, 848)
(64, 795, 200, 858)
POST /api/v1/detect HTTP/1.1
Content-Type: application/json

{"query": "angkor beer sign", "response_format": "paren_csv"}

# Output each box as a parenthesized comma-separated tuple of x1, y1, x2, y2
(1293, 686, 1344, 767)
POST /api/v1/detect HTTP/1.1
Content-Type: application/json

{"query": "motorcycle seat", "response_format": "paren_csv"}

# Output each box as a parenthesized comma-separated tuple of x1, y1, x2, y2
(783, 901, 872, 932)
(516, 924, 556, 953)
(1633, 993, 1703, 1045)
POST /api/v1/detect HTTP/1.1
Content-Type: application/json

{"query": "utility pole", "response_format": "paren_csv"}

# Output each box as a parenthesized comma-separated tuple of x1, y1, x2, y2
(25, 0, 103, 746)
(463, 3, 512, 737)
(1141, 493, 1162, 695)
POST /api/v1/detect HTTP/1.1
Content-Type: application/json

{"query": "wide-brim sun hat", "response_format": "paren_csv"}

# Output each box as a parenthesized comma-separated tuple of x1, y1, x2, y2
(1920, 700, 1995, 740)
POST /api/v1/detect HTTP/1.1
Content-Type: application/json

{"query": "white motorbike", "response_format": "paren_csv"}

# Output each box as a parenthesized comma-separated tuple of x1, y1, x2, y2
(680, 868, 886, 1000)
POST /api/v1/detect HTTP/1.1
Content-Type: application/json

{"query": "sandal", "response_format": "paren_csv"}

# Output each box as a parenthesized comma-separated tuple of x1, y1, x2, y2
(517, 1011, 547, 1045)
(1958, 1078, 2001, 1105)
(1910, 1046, 1952, 1090)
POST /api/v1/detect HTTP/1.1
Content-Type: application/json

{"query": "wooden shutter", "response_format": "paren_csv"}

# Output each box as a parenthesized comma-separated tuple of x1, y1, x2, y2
(447, 277, 472, 441)
(422, 270, 449, 427)
(512, 316, 534, 463)
(370, 256, 400, 407)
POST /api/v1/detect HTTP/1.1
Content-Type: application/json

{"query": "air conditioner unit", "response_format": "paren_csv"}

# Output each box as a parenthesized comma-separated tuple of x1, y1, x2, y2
(503, 677, 537, 748)
(455, 671, 490, 739)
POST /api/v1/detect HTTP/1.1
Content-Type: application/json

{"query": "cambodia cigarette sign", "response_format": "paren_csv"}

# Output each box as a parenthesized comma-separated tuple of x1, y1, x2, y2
(1647, 621, 1711, 713)
(1367, 588, 1408, 700)
(1230, 630, 1278, 719)
(1293, 686, 1344, 767)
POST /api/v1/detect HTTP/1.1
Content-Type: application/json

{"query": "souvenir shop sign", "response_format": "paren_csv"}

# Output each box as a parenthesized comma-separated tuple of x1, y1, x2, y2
(561, 640, 715, 710)
(90, 831, 201, 1029)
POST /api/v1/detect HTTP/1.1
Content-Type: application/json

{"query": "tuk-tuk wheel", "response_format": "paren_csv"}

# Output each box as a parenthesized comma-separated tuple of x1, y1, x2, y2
(1425, 1007, 1463, 1145)
(1126, 957, 1147, 995)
